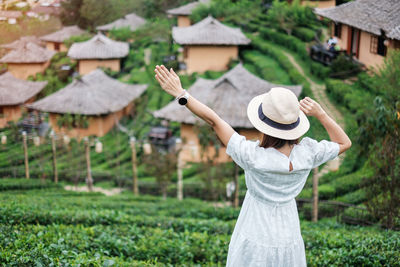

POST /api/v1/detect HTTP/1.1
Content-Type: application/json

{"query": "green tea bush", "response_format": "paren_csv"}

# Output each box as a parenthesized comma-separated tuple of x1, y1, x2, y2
(0, 178, 60, 191)
(310, 62, 331, 79)
(293, 27, 316, 42)
(0, 184, 399, 266)
(259, 28, 310, 62)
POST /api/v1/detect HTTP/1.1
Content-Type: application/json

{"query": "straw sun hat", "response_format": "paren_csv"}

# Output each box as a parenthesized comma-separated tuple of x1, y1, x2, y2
(247, 87, 310, 140)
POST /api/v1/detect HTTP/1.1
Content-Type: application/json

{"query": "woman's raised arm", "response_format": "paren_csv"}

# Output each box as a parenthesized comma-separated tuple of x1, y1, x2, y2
(154, 65, 234, 146)
(299, 97, 351, 155)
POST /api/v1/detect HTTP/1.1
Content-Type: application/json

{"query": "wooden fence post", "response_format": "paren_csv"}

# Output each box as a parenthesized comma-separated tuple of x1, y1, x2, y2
(22, 131, 30, 179)
(312, 167, 319, 222)
(84, 137, 93, 191)
(130, 137, 139, 195)
(50, 132, 58, 183)
(175, 138, 183, 201)
(233, 163, 239, 208)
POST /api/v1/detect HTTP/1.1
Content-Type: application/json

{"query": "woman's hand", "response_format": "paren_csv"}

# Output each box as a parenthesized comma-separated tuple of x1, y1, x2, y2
(154, 65, 184, 98)
(299, 97, 326, 119)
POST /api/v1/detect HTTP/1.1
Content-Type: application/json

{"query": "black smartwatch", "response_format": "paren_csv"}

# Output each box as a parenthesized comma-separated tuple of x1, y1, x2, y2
(177, 90, 190, 105)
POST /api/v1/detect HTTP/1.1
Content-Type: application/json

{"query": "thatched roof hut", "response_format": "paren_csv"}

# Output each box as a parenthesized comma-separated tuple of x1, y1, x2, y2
(0, 42, 55, 64)
(40, 26, 86, 43)
(0, 36, 44, 50)
(67, 33, 129, 60)
(167, 0, 210, 16)
(315, 0, 400, 41)
(172, 16, 251, 45)
(0, 72, 47, 105)
(154, 64, 302, 128)
(96, 13, 146, 32)
(28, 69, 147, 115)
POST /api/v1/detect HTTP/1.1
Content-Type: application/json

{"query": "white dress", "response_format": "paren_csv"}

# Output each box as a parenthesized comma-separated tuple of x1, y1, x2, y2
(226, 132, 340, 267)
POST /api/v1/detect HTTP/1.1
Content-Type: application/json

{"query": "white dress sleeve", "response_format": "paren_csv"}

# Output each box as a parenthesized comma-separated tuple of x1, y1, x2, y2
(226, 132, 258, 170)
(302, 137, 340, 168)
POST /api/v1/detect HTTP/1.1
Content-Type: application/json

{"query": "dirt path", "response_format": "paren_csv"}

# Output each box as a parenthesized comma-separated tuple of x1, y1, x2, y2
(64, 185, 123, 196)
(282, 52, 345, 174)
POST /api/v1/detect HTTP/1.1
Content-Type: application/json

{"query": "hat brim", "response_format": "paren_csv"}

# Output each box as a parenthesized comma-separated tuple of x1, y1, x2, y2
(247, 93, 310, 140)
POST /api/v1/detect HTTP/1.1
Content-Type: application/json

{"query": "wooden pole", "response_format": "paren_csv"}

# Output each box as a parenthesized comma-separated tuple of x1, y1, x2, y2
(233, 163, 239, 208)
(130, 137, 139, 195)
(177, 151, 183, 201)
(175, 138, 183, 201)
(312, 167, 319, 222)
(51, 132, 58, 183)
(22, 131, 30, 179)
(84, 137, 93, 191)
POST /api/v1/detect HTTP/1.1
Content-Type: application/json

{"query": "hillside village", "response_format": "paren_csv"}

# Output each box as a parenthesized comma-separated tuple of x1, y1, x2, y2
(0, 0, 399, 265)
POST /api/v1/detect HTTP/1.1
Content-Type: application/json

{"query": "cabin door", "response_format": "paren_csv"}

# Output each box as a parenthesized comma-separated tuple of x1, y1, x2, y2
(347, 27, 360, 58)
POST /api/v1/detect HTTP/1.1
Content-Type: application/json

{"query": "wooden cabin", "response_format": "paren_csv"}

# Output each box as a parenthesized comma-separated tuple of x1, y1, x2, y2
(154, 64, 302, 164)
(67, 33, 129, 75)
(167, 0, 210, 27)
(27, 69, 147, 138)
(172, 16, 251, 74)
(40, 26, 86, 52)
(97, 13, 146, 32)
(0, 42, 55, 79)
(315, 0, 400, 68)
(0, 72, 47, 128)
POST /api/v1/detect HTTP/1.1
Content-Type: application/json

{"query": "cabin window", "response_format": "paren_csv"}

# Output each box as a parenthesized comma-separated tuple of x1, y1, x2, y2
(0, 107, 3, 114)
(334, 23, 342, 38)
(183, 47, 188, 59)
(54, 42, 60, 51)
(370, 35, 387, 56)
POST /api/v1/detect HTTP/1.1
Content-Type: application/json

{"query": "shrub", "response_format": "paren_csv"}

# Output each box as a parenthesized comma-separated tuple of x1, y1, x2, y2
(310, 62, 331, 79)
(292, 26, 316, 42)
(259, 28, 310, 62)
(0, 178, 60, 191)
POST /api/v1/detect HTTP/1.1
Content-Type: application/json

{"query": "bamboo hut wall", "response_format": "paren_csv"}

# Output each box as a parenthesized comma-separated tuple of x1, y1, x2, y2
(48, 103, 134, 138)
(45, 42, 68, 52)
(185, 45, 238, 74)
(7, 61, 50, 79)
(78, 59, 120, 75)
(177, 16, 191, 27)
(180, 123, 262, 163)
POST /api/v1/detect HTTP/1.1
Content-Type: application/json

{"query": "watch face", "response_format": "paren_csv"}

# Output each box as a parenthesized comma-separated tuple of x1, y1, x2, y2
(178, 97, 188, 105)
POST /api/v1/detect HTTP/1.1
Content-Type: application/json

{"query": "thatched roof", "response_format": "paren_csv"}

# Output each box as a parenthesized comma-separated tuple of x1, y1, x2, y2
(96, 13, 146, 32)
(0, 36, 44, 50)
(315, 0, 400, 40)
(172, 16, 251, 45)
(0, 72, 47, 105)
(154, 64, 302, 128)
(0, 42, 55, 63)
(27, 69, 147, 115)
(40, 26, 86, 43)
(167, 0, 210, 16)
(0, 10, 22, 19)
(67, 33, 129, 60)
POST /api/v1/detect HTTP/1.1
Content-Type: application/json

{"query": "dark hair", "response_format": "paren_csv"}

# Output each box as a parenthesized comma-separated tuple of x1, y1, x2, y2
(260, 134, 299, 149)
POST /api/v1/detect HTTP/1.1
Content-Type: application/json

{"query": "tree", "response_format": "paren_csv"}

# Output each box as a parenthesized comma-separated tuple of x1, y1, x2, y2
(359, 50, 400, 229)
(194, 123, 235, 202)
(60, 0, 89, 28)
(143, 146, 178, 199)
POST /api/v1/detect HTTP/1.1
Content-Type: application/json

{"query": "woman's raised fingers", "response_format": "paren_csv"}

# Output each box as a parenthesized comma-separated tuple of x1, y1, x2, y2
(170, 68, 179, 78)
(156, 65, 169, 80)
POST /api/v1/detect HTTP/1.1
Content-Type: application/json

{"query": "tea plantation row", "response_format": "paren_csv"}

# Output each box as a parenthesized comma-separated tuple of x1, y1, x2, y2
(0, 179, 399, 266)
